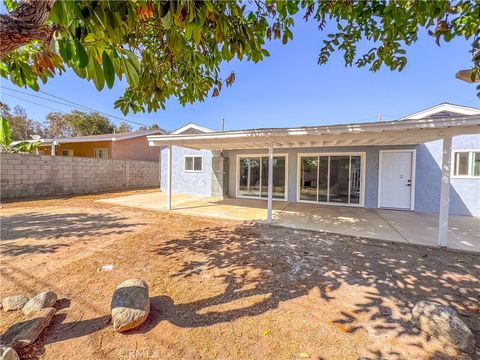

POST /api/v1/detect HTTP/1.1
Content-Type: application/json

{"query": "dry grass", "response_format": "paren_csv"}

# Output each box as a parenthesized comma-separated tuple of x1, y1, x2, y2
(0, 191, 478, 360)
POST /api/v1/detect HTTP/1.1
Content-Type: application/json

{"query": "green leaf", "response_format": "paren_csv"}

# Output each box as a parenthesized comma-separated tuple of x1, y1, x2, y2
(102, 51, 114, 89)
(125, 51, 141, 73)
(124, 59, 139, 87)
(93, 59, 105, 91)
(0, 117, 12, 149)
(86, 55, 105, 91)
(185, 23, 193, 41)
(84, 33, 97, 43)
(193, 27, 202, 44)
(59, 40, 73, 61)
(75, 40, 89, 68)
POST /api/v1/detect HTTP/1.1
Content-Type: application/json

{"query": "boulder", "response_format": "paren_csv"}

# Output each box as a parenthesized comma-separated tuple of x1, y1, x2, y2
(22, 291, 57, 315)
(2, 295, 28, 312)
(111, 279, 150, 332)
(0, 346, 19, 360)
(411, 301, 475, 354)
(0, 307, 56, 351)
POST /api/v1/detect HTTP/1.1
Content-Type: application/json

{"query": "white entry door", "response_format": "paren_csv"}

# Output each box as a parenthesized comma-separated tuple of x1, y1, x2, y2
(379, 151, 414, 210)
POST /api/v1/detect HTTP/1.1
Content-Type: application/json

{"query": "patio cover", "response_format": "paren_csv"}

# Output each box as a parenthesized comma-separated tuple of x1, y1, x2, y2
(147, 115, 480, 150)
(147, 115, 480, 249)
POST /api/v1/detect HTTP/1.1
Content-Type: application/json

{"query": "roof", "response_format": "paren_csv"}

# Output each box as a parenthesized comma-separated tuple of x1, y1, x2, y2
(171, 123, 214, 135)
(400, 103, 480, 120)
(148, 114, 480, 150)
(37, 129, 165, 145)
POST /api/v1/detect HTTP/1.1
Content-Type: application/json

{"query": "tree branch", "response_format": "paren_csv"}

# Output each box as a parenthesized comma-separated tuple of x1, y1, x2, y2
(0, 0, 56, 60)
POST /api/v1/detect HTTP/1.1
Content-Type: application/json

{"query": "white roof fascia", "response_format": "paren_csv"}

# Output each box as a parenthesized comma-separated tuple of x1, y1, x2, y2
(147, 116, 480, 149)
(148, 115, 480, 144)
(400, 103, 480, 120)
(35, 130, 163, 145)
(171, 123, 215, 134)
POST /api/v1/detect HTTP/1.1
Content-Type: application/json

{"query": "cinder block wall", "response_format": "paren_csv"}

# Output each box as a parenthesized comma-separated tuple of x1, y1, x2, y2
(0, 153, 159, 200)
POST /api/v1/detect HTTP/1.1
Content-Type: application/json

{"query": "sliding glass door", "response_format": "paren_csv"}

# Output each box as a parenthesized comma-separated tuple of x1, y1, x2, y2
(238, 155, 286, 199)
(239, 157, 261, 197)
(299, 154, 363, 205)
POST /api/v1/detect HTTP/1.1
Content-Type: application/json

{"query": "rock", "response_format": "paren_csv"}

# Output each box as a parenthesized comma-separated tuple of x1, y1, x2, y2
(2, 295, 29, 312)
(411, 301, 475, 354)
(111, 279, 150, 332)
(0, 346, 19, 360)
(0, 307, 56, 350)
(22, 291, 57, 315)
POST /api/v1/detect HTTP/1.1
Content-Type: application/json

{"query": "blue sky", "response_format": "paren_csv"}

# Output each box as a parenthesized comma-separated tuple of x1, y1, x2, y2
(1, 14, 478, 132)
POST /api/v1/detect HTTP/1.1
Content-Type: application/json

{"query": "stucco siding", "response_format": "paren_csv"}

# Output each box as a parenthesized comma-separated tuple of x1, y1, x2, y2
(160, 146, 213, 196)
(415, 134, 480, 216)
(37, 137, 159, 161)
(111, 137, 160, 161)
(224, 145, 415, 207)
(39, 141, 112, 158)
(165, 135, 479, 216)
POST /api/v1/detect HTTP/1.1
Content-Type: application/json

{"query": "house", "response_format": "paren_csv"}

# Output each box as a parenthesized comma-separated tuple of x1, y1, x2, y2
(149, 103, 480, 246)
(36, 129, 165, 161)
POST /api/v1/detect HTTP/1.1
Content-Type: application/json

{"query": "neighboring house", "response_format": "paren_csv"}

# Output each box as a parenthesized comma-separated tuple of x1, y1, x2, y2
(152, 103, 480, 218)
(37, 129, 165, 161)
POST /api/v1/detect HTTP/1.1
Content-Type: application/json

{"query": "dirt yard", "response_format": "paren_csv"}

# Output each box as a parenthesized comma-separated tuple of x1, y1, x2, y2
(0, 191, 479, 360)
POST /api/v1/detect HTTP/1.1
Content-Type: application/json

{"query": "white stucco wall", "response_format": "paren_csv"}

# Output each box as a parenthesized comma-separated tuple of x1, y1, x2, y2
(160, 146, 213, 196)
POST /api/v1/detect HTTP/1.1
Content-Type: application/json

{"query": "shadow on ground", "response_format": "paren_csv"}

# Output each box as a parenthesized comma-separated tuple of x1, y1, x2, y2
(1, 218, 478, 359)
(0, 211, 143, 256)
(148, 223, 479, 358)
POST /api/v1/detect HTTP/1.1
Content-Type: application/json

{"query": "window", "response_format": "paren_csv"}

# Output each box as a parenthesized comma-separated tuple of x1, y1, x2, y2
(453, 151, 480, 177)
(62, 149, 74, 156)
(94, 148, 109, 159)
(184, 155, 203, 172)
(299, 153, 364, 205)
(238, 155, 287, 199)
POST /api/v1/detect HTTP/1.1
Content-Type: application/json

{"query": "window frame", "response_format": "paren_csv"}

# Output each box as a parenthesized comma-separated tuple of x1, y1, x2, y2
(62, 149, 74, 157)
(184, 155, 203, 173)
(235, 153, 289, 201)
(94, 148, 109, 159)
(452, 150, 480, 178)
(296, 152, 366, 207)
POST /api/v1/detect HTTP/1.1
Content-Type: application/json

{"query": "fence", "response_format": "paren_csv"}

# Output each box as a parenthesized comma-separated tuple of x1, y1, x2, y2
(0, 153, 159, 200)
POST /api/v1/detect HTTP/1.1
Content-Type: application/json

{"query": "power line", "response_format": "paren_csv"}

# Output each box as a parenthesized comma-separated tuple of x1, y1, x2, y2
(37, 88, 148, 127)
(1, 86, 148, 127)
(2, 93, 66, 113)
(3, 87, 86, 111)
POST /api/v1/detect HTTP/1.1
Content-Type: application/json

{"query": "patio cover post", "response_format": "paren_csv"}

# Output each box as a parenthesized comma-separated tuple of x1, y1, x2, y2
(267, 145, 273, 224)
(50, 142, 56, 156)
(158, 147, 162, 192)
(438, 135, 452, 247)
(167, 145, 172, 210)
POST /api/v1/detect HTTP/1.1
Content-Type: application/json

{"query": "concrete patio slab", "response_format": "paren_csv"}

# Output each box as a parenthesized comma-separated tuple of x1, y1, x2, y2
(98, 191, 289, 221)
(98, 191, 480, 253)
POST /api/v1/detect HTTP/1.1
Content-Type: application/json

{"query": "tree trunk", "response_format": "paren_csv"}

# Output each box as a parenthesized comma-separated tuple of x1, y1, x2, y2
(0, 0, 56, 60)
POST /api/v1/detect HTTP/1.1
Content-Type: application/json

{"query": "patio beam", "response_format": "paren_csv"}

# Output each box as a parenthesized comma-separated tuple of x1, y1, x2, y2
(166, 145, 172, 210)
(267, 145, 274, 224)
(438, 135, 452, 247)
